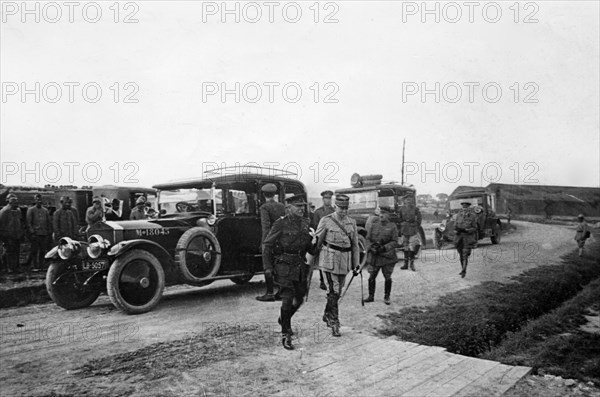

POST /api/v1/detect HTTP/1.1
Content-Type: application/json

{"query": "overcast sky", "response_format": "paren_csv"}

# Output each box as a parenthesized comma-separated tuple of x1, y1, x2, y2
(1, 1, 598, 198)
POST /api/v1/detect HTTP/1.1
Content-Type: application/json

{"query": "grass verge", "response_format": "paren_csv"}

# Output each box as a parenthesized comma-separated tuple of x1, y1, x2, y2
(377, 235, 600, 366)
(483, 277, 600, 384)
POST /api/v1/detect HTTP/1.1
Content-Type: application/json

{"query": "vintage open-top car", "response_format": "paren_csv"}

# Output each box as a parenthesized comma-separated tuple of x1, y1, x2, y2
(44, 167, 310, 314)
(433, 188, 502, 249)
(335, 173, 427, 253)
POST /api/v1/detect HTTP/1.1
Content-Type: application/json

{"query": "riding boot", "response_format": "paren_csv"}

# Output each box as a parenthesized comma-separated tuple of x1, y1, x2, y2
(323, 293, 334, 327)
(460, 255, 468, 278)
(384, 279, 392, 305)
(256, 272, 276, 301)
(400, 252, 409, 270)
(364, 277, 375, 302)
(409, 251, 416, 271)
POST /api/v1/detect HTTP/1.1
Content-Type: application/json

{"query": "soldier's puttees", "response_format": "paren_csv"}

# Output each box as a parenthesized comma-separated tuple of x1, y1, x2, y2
(454, 201, 478, 278)
(262, 194, 316, 350)
(256, 183, 286, 302)
(314, 194, 360, 337)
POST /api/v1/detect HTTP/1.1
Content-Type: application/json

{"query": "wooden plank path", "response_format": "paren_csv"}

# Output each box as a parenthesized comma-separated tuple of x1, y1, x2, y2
(274, 329, 530, 397)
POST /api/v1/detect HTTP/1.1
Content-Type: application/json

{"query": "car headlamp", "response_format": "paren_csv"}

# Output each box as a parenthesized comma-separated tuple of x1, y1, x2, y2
(58, 237, 81, 260)
(207, 214, 216, 226)
(87, 235, 111, 259)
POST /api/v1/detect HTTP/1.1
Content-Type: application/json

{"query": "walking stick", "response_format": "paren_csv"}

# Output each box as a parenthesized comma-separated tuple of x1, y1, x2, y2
(360, 270, 364, 306)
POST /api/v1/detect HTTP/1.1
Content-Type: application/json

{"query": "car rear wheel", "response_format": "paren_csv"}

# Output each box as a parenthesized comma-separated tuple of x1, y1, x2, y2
(107, 249, 165, 314)
(491, 224, 501, 244)
(230, 274, 254, 285)
(175, 227, 222, 284)
(46, 262, 101, 310)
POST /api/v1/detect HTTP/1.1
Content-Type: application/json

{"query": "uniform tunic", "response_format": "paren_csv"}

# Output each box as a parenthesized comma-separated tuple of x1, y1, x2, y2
(85, 206, 104, 228)
(575, 221, 590, 248)
(315, 213, 359, 275)
(53, 208, 78, 242)
(366, 219, 399, 268)
(453, 208, 478, 254)
(259, 199, 286, 243)
(312, 205, 334, 229)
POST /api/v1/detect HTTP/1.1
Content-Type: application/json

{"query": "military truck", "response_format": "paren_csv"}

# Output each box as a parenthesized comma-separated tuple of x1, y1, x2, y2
(335, 173, 427, 254)
(433, 188, 502, 249)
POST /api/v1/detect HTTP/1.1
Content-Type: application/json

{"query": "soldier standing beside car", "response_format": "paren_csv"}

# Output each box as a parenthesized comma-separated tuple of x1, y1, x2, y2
(26, 194, 52, 271)
(86, 197, 104, 230)
(130, 196, 148, 220)
(454, 201, 478, 278)
(314, 194, 359, 337)
(0, 194, 25, 273)
(312, 190, 335, 291)
(257, 183, 286, 302)
(398, 195, 422, 271)
(364, 211, 399, 305)
(53, 197, 78, 244)
(262, 195, 316, 350)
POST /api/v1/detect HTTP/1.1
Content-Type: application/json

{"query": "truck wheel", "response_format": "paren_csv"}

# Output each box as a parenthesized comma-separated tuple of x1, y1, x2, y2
(46, 262, 101, 310)
(491, 224, 501, 244)
(107, 250, 165, 314)
(230, 274, 254, 285)
(175, 227, 221, 284)
(434, 231, 443, 250)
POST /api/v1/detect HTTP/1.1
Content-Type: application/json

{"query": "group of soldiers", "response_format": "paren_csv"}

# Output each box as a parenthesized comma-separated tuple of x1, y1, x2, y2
(0, 193, 152, 273)
(255, 185, 432, 350)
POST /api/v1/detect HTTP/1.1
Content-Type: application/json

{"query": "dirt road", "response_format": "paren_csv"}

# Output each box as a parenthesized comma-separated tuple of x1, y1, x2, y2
(0, 221, 580, 396)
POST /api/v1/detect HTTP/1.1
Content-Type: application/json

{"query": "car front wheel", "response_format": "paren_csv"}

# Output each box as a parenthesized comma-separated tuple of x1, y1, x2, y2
(175, 227, 222, 284)
(46, 262, 101, 310)
(107, 249, 165, 314)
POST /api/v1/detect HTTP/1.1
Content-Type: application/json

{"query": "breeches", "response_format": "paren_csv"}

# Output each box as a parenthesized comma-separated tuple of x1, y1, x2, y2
(402, 234, 420, 251)
(367, 264, 395, 280)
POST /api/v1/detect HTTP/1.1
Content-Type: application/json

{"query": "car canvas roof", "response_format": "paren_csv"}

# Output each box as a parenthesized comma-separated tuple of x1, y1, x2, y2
(153, 173, 304, 190)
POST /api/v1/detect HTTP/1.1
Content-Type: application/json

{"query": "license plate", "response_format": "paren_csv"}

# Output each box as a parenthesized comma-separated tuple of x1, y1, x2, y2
(83, 259, 109, 271)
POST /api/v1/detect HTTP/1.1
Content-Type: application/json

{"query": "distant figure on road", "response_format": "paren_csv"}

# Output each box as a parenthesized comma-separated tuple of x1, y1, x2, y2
(575, 214, 590, 257)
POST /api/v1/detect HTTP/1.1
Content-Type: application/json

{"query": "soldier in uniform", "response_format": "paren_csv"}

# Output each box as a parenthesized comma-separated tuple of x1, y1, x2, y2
(315, 194, 359, 337)
(454, 201, 478, 278)
(85, 196, 104, 230)
(53, 197, 78, 244)
(256, 183, 286, 302)
(130, 196, 148, 220)
(26, 193, 52, 271)
(364, 211, 399, 305)
(0, 194, 25, 273)
(398, 195, 422, 271)
(312, 190, 335, 291)
(574, 214, 590, 257)
(262, 195, 316, 350)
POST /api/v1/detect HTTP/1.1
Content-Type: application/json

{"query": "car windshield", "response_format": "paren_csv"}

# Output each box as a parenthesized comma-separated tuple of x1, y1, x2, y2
(346, 191, 395, 211)
(158, 188, 222, 215)
(449, 197, 482, 210)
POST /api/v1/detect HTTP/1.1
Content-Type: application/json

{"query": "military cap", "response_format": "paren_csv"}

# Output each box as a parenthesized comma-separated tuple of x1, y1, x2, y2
(136, 196, 147, 205)
(6, 193, 18, 202)
(320, 190, 334, 198)
(92, 196, 102, 204)
(285, 194, 307, 206)
(34, 193, 42, 200)
(335, 194, 350, 208)
(261, 183, 277, 193)
(577, 214, 585, 219)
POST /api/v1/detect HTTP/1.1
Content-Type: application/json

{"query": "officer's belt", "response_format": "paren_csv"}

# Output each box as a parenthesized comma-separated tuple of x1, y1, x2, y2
(323, 241, 352, 252)
(281, 249, 303, 256)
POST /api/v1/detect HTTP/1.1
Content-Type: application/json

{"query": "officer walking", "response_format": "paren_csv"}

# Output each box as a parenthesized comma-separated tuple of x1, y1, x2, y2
(26, 194, 52, 271)
(312, 190, 335, 291)
(314, 194, 359, 337)
(256, 183, 286, 302)
(364, 212, 399, 305)
(262, 195, 316, 350)
(454, 201, 478, 277)
(0, 194, 25, 273)
(399, 195, 422, 271)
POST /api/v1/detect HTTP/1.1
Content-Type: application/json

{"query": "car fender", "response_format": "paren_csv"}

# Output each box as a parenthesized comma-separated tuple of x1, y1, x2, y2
(108, 239, 170, 263)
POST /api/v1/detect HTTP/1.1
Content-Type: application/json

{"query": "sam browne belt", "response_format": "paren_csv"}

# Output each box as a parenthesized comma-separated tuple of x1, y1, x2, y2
(323, 241, 352, 252)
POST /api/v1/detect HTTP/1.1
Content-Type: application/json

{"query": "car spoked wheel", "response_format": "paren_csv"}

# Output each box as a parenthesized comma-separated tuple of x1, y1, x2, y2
(107, 250, 165, 314)
(175, 227, 221, 284)
(46, 262, 101, 310)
